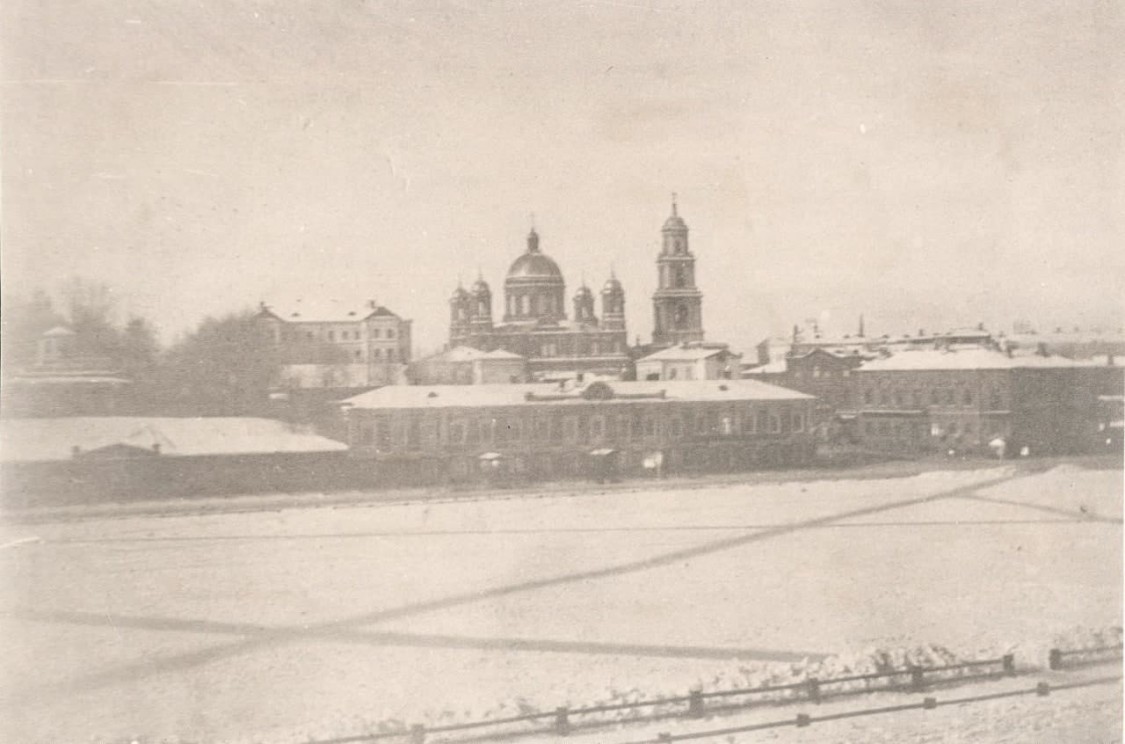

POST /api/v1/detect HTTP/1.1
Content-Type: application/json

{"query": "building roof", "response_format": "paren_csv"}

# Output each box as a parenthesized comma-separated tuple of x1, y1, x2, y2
(638, 344, 738, 363)
(743, 360, 788, 375)
(857, 348, 1100, 372)
(42, 326, 77, 338)
(342, 379, 812, 410)
(261, 300, 400, 324)
(424, 346, 526, 363)
(0, 417, 346, 464)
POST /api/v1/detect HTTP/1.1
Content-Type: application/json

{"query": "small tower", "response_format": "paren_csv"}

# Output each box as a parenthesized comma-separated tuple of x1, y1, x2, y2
(652, 195, 704, 346)
(573, 283, 597, 325)
(449, 282, 472, 341)
(601, 270, 626, 332)
(470, 274, 493, 332)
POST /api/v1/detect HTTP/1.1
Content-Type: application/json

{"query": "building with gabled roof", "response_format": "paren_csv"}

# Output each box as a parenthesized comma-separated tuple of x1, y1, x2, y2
(255, 298, 412, 391)
(635, 343, 742, 382)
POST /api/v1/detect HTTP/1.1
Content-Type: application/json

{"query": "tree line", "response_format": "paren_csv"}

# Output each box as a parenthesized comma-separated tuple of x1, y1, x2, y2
(2, 280, 279, 416)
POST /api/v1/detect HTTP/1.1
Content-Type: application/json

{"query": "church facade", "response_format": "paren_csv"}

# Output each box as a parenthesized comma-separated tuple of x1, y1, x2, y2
(448, 199, 714, 381)
(449, 228, 631, 380)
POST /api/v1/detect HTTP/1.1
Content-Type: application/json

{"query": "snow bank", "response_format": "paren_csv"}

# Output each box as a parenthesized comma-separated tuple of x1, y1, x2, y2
(351, 630, 1119, 735)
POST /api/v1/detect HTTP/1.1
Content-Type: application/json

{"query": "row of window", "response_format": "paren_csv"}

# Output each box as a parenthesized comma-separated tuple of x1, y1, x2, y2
(862, 419, 1007, 440)
(791, 367, 852, 379)
(862, 386, 1005, 409)
(281, 327, 399, 343)
(357, 406, 808, 451)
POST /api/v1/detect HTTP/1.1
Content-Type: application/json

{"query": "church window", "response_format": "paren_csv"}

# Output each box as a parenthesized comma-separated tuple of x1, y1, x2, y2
(792, 411, 805, 432)
(372, 329, 381, 339)
(327, 330, 334, 341)
(675, 304, 690, 328)
(674, 267, 686, 287)
(387, 349, 395, 362)
(387, 329, 395, 339)
(669, 368, 677, 380)
(521, 295, 531, 315)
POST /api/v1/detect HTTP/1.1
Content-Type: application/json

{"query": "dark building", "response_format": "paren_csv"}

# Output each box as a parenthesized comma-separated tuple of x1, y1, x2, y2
(850, 348, 1124, 456)
(342, 379, 816, 485)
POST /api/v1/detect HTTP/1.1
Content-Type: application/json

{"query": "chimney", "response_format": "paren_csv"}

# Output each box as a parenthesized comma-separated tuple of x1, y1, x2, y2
(152, 443, 162, 455)
(368, 299, 378, 310)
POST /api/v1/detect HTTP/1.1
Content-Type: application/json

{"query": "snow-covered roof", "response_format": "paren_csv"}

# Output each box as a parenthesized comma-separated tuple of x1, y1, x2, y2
(0, 417, 347, 464)
(482, 349, 526, 360)
(342, 379, 812, 410)
(42, 326, 77, 338)
(424, 347, 527, 363)
(743, 360, 787, 375)
(262, 299, 399, 323)
(638, 345, 737, 363)
(858, 348, 1099, 372)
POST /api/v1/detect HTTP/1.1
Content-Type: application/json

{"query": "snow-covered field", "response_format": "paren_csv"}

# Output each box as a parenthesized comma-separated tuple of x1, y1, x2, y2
(0, 463, 1120, 743)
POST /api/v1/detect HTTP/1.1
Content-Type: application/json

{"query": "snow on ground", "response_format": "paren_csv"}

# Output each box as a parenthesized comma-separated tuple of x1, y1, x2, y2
(0, 464, 1120, 743)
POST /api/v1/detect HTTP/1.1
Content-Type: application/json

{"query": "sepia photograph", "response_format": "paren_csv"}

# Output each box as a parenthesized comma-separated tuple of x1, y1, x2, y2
(1, 1, 1122, 742)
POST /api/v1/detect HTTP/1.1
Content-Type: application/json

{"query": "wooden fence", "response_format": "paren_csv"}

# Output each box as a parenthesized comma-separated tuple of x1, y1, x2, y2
(308, 646, 1121, 744)
(310, 654, 1034, 744)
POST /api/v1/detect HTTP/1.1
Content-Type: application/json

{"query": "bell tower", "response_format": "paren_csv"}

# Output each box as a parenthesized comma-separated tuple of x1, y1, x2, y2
(652, 195, 704, 346)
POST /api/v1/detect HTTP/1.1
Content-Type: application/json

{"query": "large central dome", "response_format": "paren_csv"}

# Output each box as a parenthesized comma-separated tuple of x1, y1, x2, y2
(507, 251, 563, 281)
(505, 228, 564, 283)
(502, 228, 566, 323)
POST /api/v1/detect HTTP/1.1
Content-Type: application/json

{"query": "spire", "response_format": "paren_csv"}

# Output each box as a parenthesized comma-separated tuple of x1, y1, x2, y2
(671, 192, 678, 217)
(527, 224, 540, 253)
(858, 314, 866, 338)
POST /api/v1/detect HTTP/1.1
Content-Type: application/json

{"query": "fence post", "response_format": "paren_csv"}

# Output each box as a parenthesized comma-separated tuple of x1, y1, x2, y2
(688, 689, 705, 718)
(1037, 682, 1050, 697)
(554, 706, 570, 736)
(806, 678, 821, 704)
(409, 724, 426, 744)
(1002, 654, 1015, 676)
(796, 713, 811, 728)
(910, 666, 926, 692)
(1048, 649, 1062, 670)
(923, 697, 937, 710)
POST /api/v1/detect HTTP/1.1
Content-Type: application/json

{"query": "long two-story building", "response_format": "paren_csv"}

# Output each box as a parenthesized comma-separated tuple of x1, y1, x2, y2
(342, 379, 816, 485)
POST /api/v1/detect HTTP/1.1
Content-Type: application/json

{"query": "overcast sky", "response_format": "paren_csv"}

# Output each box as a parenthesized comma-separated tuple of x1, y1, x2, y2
(2, 0, 1121, 353)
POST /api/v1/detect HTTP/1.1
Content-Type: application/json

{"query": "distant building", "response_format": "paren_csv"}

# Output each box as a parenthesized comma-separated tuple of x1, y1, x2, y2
(409, 346, 529, 385)
(448, 228, 631, 380)
(755, 347, 867, 408)
(342, 379, 816, 484)
(256, 300, 413, 389)
(850, 348, 1123, 455)
(0, 416, 351, 507)
(1, 326, 133, 417)
(636, 343, 741, 381)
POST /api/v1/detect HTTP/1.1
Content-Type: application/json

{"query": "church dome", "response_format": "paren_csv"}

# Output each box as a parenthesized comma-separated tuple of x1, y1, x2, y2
(573, 284, 593, 300)
(602, 274, 623, 294)
(507, 252, 564, 281)
(662, 196, 687, 232)
(450, 285, 469, 301)
(472, 277, 491, 294)
(506, 229, 564, 283)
